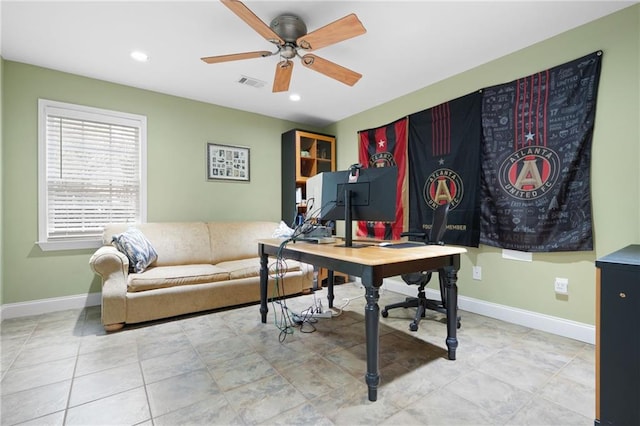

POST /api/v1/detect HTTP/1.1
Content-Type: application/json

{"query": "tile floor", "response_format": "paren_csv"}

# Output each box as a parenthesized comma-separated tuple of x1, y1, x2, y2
(1, 282, 595, 425)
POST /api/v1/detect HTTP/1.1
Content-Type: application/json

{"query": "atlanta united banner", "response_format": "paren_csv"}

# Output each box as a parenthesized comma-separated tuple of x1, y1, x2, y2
(408, 92, 482, 247)
(358, 118, 407, 240)
(480, 51, 602, 252)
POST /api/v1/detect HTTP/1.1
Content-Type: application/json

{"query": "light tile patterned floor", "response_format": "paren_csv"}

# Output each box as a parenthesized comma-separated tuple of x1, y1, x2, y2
(1, 282, 595, 425)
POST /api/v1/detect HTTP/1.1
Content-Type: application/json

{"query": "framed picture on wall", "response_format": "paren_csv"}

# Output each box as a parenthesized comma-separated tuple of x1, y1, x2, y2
(206, 142, 250, 182)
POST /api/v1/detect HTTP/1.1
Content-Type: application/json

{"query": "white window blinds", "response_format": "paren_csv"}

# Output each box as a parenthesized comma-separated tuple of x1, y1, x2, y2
(38, 99, 147, 250)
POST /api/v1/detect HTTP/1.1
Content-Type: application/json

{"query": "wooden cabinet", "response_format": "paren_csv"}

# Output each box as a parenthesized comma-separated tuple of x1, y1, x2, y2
(281, 129, 336, 225)
(595, 245, 640, 425)
(281, 129, 348, 287)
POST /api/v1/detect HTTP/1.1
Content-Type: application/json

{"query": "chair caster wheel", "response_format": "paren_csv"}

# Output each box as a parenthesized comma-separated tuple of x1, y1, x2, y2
(381, 309, 388, 318)
(409, 322, 418, 332)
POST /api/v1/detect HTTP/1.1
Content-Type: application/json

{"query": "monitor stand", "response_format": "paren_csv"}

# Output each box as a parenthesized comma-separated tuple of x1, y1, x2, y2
(334, 188, 369, 248)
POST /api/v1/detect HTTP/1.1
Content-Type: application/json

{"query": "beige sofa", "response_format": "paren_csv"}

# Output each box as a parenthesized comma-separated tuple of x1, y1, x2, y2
(89, 221, 313, 331)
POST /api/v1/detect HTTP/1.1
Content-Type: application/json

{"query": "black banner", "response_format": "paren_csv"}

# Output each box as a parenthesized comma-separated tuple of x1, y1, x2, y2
(408, 92, 482, 247)
(480, 51, 602, 252)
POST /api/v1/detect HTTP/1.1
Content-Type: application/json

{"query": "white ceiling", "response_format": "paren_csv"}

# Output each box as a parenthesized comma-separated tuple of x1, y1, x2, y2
(1, 1, 635, 127)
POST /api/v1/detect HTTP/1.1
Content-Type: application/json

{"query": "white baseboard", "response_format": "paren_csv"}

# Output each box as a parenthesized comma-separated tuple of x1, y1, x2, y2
(1, 292, 101, 321)
(381, 277, 595, 344)
(1, 282, 596, 345)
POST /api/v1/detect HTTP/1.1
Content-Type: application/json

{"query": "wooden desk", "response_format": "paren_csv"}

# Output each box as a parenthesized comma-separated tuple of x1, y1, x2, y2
(258, 238, 467, 402)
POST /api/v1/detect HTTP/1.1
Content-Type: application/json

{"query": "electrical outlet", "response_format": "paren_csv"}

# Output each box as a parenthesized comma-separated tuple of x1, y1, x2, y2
(472, 266, 482, 280)
(554, 277, 569, 294)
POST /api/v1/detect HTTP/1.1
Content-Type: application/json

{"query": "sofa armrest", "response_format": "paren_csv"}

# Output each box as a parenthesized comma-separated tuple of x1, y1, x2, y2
(89, 246, 128, 329)
(90, 245, 128, 277)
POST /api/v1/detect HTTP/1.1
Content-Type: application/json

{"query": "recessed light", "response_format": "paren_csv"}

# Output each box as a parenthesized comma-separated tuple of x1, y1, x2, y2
(289, 93, 301, 101)
(130, 51, 149, 62)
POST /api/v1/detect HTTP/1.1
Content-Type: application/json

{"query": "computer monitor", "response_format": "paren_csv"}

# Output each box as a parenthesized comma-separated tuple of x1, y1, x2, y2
(306, 165, 398, 247)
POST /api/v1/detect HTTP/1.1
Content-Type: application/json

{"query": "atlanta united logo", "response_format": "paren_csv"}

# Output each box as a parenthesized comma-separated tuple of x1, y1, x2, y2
(423, 168, 463, 210)
(369, 152, 395, 167)
(498, 146, 561, 200)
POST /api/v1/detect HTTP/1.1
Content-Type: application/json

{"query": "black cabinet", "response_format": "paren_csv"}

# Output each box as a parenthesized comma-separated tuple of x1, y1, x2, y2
(595, 245, 640, 425)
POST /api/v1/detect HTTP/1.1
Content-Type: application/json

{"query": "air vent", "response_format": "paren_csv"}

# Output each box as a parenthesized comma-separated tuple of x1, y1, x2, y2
(237, 75, 266, 89)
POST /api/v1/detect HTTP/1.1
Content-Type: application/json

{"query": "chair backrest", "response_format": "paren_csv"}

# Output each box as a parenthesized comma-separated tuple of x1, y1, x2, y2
(428, 202, 450, 244)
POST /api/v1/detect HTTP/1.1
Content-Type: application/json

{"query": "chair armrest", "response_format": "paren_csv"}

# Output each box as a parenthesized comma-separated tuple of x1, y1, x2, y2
(400, 231, 445, 245)
(401, 231, 427, 239)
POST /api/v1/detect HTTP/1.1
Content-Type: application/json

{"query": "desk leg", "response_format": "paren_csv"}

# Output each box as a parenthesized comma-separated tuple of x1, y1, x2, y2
(327, 270, 335, 308)
(445, 266, 459, 360)
(259, 252, 268, 323)
(364, 284, 381, 401)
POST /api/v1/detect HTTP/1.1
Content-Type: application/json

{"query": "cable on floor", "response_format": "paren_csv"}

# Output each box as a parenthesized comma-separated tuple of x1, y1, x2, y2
(269, 237, 323, 342)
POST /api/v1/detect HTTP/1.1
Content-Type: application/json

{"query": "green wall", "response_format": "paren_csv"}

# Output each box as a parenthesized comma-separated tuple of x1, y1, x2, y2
(1, 62, 314, 303)
(326, 5, 640, 325)
(2, 5, 639, 327)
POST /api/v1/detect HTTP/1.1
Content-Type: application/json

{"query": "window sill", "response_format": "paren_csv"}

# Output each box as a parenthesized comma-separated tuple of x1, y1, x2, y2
(37, 239, 102, 252)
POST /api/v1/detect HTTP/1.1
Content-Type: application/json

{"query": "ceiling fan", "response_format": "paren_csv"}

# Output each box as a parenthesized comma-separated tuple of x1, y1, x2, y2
(201, 0, 367, 92)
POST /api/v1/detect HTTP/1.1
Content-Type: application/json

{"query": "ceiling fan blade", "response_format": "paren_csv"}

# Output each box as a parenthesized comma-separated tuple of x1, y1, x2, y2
(201, 50, 273, 64)
(273, 61, 294, 92)
(297, 13, 366, 51)
(220, 0, 284, 45)
(301, 54, 362, 86)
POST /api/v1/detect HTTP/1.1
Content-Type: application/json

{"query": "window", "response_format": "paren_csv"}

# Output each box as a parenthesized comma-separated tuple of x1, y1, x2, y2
(38, 99, 147, 251)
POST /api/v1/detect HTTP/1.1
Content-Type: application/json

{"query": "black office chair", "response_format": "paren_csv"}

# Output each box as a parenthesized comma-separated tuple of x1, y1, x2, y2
(381, 202, 460, 332)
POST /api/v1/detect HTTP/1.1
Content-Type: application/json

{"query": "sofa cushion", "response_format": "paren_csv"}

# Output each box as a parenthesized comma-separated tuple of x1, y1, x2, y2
(216, 258, 302, 280)
(127, 264, 229, 292)
(105, 222, 213, 266)
(111, 228, 158, 273)
(208, 221, 279, 264)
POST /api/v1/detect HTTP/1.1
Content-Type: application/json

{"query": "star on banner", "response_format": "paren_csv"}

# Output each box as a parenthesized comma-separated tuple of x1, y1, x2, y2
(438, 158, 445, 165)
(378, 140, 386, 148)
(525, 131, 535, 142)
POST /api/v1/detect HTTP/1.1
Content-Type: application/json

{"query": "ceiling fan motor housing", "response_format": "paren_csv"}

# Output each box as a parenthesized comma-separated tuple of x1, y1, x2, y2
(270, 15, 307, 43)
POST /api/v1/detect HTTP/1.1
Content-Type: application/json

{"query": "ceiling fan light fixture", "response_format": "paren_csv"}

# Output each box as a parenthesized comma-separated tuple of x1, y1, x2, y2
(279, 44, 297, 60)
(289, 93, 301, 101)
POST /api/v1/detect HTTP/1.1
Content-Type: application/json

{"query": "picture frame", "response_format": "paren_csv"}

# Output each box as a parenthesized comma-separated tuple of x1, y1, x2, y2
(206, 142, 250, 182)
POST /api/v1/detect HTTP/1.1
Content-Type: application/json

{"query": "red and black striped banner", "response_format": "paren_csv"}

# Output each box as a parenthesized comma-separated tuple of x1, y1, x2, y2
(408, 92, 482, 247)
(480, 51, 602, 251)
(357, 118, 407, 240)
